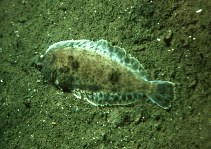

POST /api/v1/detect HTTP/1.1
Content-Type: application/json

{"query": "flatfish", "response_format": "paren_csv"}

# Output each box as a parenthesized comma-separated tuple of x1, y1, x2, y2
(36, 39, 175, 109)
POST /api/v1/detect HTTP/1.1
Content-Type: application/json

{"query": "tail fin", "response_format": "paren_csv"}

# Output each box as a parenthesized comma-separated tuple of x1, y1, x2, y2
(147, 81, 175, 109)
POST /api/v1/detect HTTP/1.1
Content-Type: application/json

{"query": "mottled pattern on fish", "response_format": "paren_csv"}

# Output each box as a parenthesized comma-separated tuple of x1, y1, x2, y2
(37, 39, 175, 109)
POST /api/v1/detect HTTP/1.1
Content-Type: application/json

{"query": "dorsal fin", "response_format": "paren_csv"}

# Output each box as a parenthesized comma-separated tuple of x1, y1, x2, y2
(45, 39, 148, 78)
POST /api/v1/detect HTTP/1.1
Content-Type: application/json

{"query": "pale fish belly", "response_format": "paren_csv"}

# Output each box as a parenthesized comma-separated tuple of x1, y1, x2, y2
(36, 39, 175, 109)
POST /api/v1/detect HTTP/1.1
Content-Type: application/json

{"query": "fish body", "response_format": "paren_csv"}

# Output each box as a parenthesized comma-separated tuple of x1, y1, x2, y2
(37, 39, 175, 109)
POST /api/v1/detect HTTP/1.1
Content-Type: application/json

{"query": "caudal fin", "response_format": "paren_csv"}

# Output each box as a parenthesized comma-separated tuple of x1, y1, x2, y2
(147, 81, 175, 109)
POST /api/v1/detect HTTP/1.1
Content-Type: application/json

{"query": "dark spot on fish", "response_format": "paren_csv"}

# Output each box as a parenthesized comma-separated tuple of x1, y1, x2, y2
(134, 93, 139, 99)
(113, 95, 119, 102)
(108, 70, 121, 83)
(71, 60, 79, 70)
(121, 94, 127, 102)
(98, 93, 103, 98)
(68, 55, 80, 71)
(97, 98, 103, 104)
(131, 62, 139, 70)
(68, 55, 74, 60)
(127, 94, 133, 100)
(124, 56, 130, 64)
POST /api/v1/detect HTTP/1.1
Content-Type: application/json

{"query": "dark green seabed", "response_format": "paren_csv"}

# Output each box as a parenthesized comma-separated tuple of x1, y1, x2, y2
(0, 0, 210, 148)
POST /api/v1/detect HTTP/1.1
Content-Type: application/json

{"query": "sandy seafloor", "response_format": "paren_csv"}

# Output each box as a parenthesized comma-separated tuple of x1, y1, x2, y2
(0, 0, 210, 148)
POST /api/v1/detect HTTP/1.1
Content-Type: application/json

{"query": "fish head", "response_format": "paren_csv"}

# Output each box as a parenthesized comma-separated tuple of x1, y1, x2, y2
(33, 53, 57, 83)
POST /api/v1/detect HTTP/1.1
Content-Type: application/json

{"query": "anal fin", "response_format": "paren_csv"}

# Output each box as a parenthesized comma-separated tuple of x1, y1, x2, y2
(73, 90, 144, 106)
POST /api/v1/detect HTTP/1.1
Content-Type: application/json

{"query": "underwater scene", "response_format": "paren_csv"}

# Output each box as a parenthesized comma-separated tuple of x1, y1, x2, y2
(0, 0, 210, 148)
